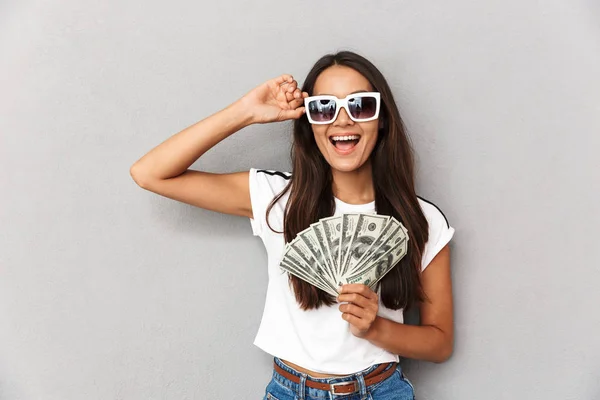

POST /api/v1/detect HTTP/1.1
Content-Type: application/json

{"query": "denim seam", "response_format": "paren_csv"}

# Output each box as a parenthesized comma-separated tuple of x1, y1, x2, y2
(272, 374, 299, 395)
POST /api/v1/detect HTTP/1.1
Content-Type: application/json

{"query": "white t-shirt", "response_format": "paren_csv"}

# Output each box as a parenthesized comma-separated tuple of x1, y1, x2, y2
(248, 168, 455, 374)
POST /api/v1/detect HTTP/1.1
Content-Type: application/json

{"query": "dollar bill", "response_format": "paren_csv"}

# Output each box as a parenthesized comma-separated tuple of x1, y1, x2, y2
(344, 236, 409, 287)
(319, 215, 343, 280)
(350, 218, 402, 275)
(344, 225, 409, 284)
(309, 222, 337, 283)
(289, 237, 337, 292)
(278, 212, 410, 296)
(297, 226, 337, 283)
(281, 244, 339, 295)
(366, 239, 409, 289)
(338, 213, 360, 277)
(339, 214, 390, 279)
(280, 258, 337, 296)
(288, 236, 326, 271)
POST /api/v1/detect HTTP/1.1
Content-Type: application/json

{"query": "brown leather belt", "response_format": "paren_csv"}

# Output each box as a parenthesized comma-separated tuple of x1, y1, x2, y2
(273, 361, 398, 395)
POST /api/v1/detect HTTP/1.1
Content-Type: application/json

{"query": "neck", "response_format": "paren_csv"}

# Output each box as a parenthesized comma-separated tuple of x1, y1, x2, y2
(331, 160, 375, 205)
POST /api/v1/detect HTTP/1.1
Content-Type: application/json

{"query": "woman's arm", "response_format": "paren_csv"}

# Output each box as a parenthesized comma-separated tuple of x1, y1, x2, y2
(338, 245, 454, 363)
(129, 75, 307, 218)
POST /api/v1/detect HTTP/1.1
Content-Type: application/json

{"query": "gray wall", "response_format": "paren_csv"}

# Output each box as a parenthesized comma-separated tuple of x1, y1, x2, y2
(1, 1, 599, 399)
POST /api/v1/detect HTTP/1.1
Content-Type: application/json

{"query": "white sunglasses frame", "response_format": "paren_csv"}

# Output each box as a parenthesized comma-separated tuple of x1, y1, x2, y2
(303, 92, 381, 125)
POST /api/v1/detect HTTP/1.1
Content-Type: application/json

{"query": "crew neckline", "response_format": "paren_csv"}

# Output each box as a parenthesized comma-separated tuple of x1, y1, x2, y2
(334, 196, 376, 210)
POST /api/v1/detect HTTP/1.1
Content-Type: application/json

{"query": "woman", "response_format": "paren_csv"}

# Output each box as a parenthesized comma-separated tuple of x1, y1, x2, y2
(131, 51, 455, 400)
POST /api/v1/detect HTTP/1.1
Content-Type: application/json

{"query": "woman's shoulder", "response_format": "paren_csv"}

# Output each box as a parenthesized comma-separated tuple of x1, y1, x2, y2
(251, 168, 292, 181)
(416, 196, 455, 269)
(416, 196, 450, 230)
(249, 168, 292, 196)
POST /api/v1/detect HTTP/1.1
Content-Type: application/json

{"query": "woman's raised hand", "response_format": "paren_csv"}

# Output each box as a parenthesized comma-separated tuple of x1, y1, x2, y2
(239, 74, 309, 124)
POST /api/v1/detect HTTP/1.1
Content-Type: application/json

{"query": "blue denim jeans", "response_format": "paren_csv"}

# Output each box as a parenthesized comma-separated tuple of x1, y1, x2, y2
(263, 357, 415, 400)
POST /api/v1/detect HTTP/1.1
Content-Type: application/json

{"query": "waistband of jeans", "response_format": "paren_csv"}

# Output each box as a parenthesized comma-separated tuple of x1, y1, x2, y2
(273, 357, 399, 385)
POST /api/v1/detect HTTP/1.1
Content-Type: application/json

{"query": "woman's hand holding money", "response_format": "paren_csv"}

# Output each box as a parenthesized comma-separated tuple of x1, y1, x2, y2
(338, 284, 379, 338)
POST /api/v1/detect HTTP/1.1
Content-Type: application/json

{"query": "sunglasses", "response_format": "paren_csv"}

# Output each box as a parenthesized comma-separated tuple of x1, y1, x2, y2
(304, 92, 381, 124)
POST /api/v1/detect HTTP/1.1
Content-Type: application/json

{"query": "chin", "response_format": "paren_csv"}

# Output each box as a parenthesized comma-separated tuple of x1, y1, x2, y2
(327, 158, 369, 173)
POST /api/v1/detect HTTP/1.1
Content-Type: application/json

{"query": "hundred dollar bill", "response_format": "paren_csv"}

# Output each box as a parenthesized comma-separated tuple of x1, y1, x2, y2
(344, 224, 408, 283)
(280, 250, 333, 293)
(350, 217, 402, 275)
(280, 258, 337, 296)
(288, 236, 327, 271)
(339, 214, 390, 279)
(338, 213, 360, 278)
(281, 262, 336, 296)
(297, 226, 337, 283)
(344, 236, 409, 287)
(350, 223, 408, 279)
(308, 222, 337, 283)
(281, 244, 339, 295)
(280, 256, 321, 286)
(319, 215, 342, 281)
(366, 239, 409, 289)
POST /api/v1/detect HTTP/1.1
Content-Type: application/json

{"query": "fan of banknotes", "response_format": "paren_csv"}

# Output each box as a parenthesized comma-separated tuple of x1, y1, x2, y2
(279, 213, 409, 296)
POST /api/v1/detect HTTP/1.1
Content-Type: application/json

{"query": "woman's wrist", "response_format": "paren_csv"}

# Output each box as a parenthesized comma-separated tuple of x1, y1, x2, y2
(363, 316, 385, 342)
(229, 97, 257, 127)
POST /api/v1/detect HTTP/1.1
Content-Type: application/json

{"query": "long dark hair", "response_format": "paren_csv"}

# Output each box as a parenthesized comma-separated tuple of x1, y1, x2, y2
(266, 51, 429, 311)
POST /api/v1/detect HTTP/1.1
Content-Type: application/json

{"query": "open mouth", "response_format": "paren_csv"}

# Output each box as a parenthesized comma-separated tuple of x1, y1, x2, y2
(329, 135, 361, 152)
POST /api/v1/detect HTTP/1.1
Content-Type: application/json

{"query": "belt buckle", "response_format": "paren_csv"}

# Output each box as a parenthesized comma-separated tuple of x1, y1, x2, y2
(330, 381, 357, 395)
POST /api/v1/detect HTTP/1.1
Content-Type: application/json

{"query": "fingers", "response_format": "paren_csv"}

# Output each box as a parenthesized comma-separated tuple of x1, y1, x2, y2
(270, 74, 309, 122)
(279, 106, 305, 121)
(337, 292, 374, 308)
(285, 84, 297, 103)
(283, 80, 297, 93)
(339, 290, 378, 337)
(338, 284, 378, 332)
(338, 284, 378, 301)
(288, 96, 304, 110)
(342, 313, 369, 330)
(274, 74, 294, 85)
(338, 291, 378, 321)
(339, 303, 369, 319)
(284, 80, 304, 98)
(341, 312, 375, 335)
(283, 85, 306, 113)
(276, 75, 304, 99)
(287, 90, 307, 107)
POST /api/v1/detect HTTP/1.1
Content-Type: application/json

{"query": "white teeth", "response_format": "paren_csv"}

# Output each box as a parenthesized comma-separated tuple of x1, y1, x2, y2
(331, 135, 360, 141)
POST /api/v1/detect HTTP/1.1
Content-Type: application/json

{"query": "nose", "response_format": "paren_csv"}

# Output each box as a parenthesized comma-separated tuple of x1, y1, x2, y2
(333, 106, 354, 127)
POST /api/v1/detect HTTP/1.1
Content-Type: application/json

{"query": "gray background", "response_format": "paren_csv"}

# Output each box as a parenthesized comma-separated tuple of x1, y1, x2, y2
(1, 0, 599, 399)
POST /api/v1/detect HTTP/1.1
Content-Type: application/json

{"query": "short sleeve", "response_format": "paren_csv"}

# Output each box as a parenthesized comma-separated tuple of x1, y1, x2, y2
(248, 168, 290, 238)
(248, 168, 265, 236)
(419, 198, 455, 271)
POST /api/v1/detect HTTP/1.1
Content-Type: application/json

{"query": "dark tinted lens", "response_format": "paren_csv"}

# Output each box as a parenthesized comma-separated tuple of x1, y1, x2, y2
(348, 96, 377, 120)
(308, 99, 337, 122)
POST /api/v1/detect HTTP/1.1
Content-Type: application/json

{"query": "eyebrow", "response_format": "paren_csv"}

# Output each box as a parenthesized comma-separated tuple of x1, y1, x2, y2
(313, 89, 369, 96)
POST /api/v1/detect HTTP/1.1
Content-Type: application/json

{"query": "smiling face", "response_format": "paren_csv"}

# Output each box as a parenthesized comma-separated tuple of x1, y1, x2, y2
(310, 65, 381, 173)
